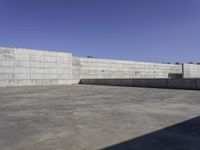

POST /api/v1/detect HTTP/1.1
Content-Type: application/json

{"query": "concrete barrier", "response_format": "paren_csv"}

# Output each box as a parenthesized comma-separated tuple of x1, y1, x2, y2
(80, 79, 200, 90)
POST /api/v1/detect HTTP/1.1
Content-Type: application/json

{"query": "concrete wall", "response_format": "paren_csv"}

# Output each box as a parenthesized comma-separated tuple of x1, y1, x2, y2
(80, 79, 200, 90)
(76, 57, 182, 80)
(183, 64, 200, 78)
(1, 46, 200, 87)
(0, 47, 72, 86)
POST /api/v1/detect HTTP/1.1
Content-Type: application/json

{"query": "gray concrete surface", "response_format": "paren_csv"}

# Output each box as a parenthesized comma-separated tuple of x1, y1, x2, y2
(0, 85, 200, 150)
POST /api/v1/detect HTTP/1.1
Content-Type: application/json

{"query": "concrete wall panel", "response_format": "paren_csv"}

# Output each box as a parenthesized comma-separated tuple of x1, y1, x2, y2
(0, 47, 72, 86)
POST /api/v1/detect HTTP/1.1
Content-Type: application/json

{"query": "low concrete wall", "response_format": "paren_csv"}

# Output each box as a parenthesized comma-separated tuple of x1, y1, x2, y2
(80, 79, 200, 90)
(0, 47, 72, 86)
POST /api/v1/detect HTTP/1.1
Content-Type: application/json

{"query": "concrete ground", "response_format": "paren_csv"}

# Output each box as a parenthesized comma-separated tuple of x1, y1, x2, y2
(0, 85, 200, 150)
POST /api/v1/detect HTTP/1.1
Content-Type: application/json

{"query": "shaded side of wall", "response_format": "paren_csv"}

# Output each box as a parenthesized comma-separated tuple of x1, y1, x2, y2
(80, 79, 200, 90)
(183, 64, 200, 78)
(0, 47, 72, 86)
(77, 57, 182, 79)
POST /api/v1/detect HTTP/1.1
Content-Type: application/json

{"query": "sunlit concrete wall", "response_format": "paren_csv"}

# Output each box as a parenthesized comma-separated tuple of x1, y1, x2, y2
(0, 47, 72, 86)
(183, 64, 200, 78)
(1, 46, 200, 87)
(72, 57, 182, 82)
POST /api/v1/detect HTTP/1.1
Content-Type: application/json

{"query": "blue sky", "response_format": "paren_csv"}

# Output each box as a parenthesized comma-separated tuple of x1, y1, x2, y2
(0, 0, 200, 63)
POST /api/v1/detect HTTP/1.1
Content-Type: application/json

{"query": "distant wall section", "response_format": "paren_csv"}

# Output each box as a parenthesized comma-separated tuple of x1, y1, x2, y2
(75, 57, 182, 81)
(183, 64, 200, 78)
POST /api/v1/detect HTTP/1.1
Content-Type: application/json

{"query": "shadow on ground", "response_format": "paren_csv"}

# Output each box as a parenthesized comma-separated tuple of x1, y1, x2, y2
(102, 116, 200, 150)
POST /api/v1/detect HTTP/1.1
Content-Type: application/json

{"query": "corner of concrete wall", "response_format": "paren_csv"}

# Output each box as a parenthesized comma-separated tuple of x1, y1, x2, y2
(72, 56, 81, 84)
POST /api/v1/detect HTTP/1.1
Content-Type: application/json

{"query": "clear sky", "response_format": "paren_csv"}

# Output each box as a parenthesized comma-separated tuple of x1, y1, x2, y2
(0, 0, 200, 63)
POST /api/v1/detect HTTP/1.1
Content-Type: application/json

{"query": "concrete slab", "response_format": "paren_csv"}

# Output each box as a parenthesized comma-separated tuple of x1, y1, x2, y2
(0, 85, 200, 150)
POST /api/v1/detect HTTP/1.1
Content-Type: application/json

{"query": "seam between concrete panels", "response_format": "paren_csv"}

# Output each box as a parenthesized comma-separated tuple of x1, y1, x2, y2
(56, 52, 58, 85)
(29, 50, 31, 81)
(182, 63, 184, 78)
(14, 48, 16, 82)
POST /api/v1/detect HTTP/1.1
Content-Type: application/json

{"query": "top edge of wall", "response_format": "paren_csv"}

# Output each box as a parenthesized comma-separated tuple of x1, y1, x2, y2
(0, 46, 72, 55)
(77, 56, 182, 66)
(184, 63, 200, 66)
